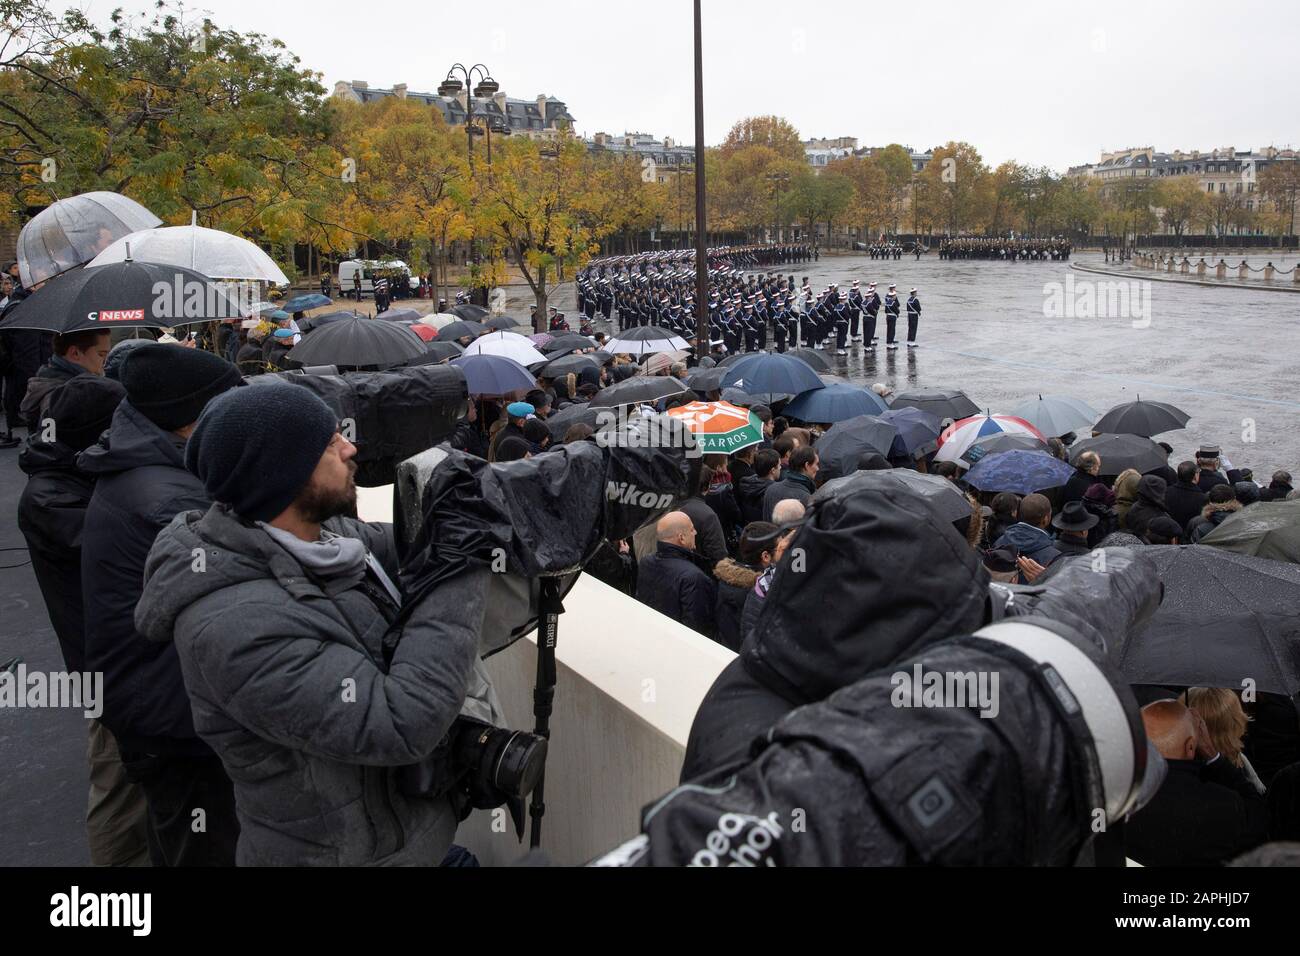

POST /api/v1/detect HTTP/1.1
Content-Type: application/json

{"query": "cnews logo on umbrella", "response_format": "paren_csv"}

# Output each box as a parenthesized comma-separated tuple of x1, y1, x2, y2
(88, 309, 145, 322)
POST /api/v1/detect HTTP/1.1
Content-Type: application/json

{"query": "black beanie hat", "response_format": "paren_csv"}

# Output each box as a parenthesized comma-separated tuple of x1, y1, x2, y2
(45, 375, 127, 451)
(185, 383, 339, 522)
(120, 344, 244, 431)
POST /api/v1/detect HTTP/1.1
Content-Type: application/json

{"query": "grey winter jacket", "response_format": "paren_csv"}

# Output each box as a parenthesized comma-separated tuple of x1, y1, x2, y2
(134, 503, 487, 866)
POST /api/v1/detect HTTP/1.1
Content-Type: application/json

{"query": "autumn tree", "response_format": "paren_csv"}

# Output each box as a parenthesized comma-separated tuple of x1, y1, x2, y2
(1259, 162, 1300, 241)
(917, 142, 989, 236)
(1153, 176, 1209, 243)
(719, 116, 804, 164)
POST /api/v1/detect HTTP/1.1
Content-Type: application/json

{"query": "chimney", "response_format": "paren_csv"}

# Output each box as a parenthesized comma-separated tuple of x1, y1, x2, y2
(537, 94, 548, 120)
(493, 91, 507, 115)
(352, 80, 368, 90)
(393, 83, 407, 99)
(664, 136, 674, 149)
(593, 132, 607, 146)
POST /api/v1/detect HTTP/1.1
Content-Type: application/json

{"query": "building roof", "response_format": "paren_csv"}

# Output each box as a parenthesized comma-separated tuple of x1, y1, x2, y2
(334, 81, 575, 130)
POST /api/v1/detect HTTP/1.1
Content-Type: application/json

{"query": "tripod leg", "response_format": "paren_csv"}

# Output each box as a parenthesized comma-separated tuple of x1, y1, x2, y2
(528, 578, 564, 848)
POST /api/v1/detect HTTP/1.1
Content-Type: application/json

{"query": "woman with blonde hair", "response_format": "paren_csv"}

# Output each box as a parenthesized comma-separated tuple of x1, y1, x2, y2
(1182, 687, 1265, 793)
(1113, 468, 1142, 529)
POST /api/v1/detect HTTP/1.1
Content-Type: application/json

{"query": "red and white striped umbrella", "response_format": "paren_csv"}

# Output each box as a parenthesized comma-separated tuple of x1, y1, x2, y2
(935, 414, 1047, 465)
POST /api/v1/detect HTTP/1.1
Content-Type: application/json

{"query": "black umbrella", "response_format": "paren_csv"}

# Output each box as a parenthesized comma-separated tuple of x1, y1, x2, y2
(374, 307, 423, 323)
(437, 320, 487, 341)
(452, 303, 490, 320)
(718, 352, 748, 367)
(889, 388, 980, 421)
(484, 314, 523, 331)
(1120, 546, 1300, 696)
(0, 261, 244, 334)
(877, 406, 944, 456)
(815, 468, 974, 523)
(1070, 433, 1168, 476)
(306, 310, 360, 326)
(686, 366, 727, 392)
(785, 348, 832, 373)
(962, 432, 1050, 457)
(720, 387, 792, 406)
(545, 333, 598, 354)
(589, 376, 690, 409)
(813, 415, 901, 480)
(1093, 397, 1190, 437)
(287, 316, 426, 369)
(539, 353, 600, 379)
(544, 402, 604, 441)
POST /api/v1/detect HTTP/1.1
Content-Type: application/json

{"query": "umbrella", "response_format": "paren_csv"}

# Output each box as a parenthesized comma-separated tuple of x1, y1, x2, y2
(308, 310, 361, 326)
(451, 303, 490, 320)
(642, 350, 691, 376)
(935, 414, 1047, 465)
(539, 353, 600, 379)
(250, 301, 284, 315)
(0, 260, 245, 334)
(1201, 501, 1300, 564)
(665, 401, 764, 454)
(718, 352, 749, 367)
(17, 191, 161, 286)
(890, 388, 981, 421)
(286, 316, 425, 369)
(407, 323, 439, 342)
(1008, 394, 1100, 439)
(545, 402, 604, 441)
(603, 327, 691, 356)
(877, 406, 943, 456)
(785, 348, 832, 373)
(461, 330, 548, 365)
(784, 383, 889, 423)
(812, 415, 901, 480)
(449, 354, 536, 396)
(1093, 397, 1191, 438)
(375, 308, 423, 323)
(544, 333, 598, 354)
(403, 342, 463, 366)
(484, 314, 523, 331)
(281, 293, 333, 313)
(962, 450, 1075, 494)
(588, 376, 690, 409)
(721, 353, 825, 396)
(815, 468, 973, 523)
(438, 320, 488, 341)
(962, 432, 1050, 459)
(685, 366, 727, 393)
(1071, 433, 1168, 476)
(89, 219, 289, 284)
(529, 332, 555, 349)
(422, 314, 459, 330)
(720, 387, 792, 406)
(1119, 546, 1300, 696)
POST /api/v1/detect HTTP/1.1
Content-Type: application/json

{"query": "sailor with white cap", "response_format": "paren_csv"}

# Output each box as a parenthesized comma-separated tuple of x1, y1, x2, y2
(906, 287, 922, 347)
(884, 284, 901, 350)
(862, 282, 881, 350)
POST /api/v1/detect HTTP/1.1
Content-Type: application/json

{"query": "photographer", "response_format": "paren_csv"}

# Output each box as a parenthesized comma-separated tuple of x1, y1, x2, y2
(134, 385, 490, 866)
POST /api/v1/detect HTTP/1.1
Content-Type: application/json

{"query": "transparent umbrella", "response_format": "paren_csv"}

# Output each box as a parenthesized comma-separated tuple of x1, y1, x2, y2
(88, 214, 289, 284)
(17, 191, 161, 286)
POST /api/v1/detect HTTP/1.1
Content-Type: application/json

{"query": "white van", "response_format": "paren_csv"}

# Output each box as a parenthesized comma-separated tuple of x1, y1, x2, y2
(338, 259, 410, 297)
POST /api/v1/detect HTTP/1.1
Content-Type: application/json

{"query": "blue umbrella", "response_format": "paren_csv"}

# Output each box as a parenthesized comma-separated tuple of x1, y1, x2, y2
(449, 354, 536, 396)
(962, 450, 1075, 494)
(878, 406, 943, 455)
(784, 383, 890, 423)
(281, 292, 332, 312)
(721, 353, 824, 396)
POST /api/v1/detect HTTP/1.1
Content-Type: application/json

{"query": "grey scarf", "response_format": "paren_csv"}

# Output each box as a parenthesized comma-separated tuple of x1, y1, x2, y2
(258, 523, 370, 591)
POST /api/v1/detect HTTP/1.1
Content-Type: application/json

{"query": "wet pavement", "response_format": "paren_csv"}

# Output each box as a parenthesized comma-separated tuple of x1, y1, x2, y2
(551, 251, 1300, 473)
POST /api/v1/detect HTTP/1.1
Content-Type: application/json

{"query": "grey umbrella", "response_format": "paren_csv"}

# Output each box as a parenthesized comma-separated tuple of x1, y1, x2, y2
(1071, 433, 1168, 476)
(17, 191, 161, 286)
(1008, 394, 1100, 438)
(539, 353, 600, 379)
(814, 468, 973, 523)
(589, 376, 690, 408)
(890, 388, 980, 421)
(287, 317, 426, 369)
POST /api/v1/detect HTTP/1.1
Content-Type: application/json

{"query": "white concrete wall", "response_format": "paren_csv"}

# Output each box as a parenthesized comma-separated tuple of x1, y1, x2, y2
(356, 484, 735, 866)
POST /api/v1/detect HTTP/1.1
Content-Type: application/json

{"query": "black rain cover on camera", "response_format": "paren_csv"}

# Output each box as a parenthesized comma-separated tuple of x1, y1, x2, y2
(394, 412, 699, 603)
(743, 478, 990, 706)
(597, 635, 1095, 867)
(246, 365, 468, 486)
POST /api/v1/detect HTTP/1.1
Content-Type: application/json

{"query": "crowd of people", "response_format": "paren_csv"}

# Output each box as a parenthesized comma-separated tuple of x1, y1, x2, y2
(4, 230, 1299, 870)
(938, 237, 1072, 260)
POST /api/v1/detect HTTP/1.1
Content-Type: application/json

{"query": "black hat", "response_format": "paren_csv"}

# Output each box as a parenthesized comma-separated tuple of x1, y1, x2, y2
(120, 344, 243, 431)
(1144, 516, 1183, 541)
(185, 383, 339, 522)
(983, 546, 1019, 573)
(44, 375, 127, 451)
(1052, 500, 1099, 532)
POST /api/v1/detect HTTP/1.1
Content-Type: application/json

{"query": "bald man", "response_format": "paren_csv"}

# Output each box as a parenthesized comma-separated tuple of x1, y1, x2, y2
(634, 511, 718, 640)
(1124, 700, 1268, 866)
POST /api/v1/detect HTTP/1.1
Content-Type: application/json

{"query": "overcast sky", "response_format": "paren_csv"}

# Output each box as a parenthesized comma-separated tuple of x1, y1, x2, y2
(85, 0, 1297, 170)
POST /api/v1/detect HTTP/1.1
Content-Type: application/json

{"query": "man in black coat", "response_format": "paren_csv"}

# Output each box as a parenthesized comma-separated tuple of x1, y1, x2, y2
(79, 344, 244, 866)
(1124, 474, 1171, 539)
(20, 328, 112, 430)
(1051, 501, 1097, 557)
(1194, 445, 1231, 494)
(1124, 700, 1268, 867)
(1164, 460, 1208, 529)
(635, 512, 718, 640)
(1, 284, 54, 443)
(1259, 470, 1294, 502)
(17, 375, 150, 866)
(762, 446, 818, 521)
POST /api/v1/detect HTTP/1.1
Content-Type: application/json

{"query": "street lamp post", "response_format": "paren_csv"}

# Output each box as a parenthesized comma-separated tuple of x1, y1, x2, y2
(693, 0, 708, 361)
(438, 64, 500, 307)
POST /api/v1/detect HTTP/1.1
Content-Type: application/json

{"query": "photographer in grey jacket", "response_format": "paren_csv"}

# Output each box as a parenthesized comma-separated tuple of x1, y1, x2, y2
(134, 384, 490, 866)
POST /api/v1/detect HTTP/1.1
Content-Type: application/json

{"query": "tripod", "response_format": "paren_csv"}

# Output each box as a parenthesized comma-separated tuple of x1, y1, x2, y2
(528, 576, 566, 849)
